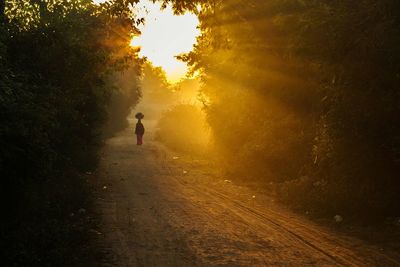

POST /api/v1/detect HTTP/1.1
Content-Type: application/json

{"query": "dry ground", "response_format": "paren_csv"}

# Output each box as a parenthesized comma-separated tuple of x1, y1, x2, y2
(92, 121, 400, 267)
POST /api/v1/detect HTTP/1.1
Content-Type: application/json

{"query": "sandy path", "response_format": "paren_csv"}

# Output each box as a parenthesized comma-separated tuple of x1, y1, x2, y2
(94, 122, 400, 267)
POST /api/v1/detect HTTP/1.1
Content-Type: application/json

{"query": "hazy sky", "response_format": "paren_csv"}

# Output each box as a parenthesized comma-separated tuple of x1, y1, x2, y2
(94, 0, 200, 83)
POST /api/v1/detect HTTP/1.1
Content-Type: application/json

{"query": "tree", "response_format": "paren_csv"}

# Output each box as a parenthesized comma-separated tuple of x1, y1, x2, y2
(168, 0, 400, 216)
(0, 0, 142, 205)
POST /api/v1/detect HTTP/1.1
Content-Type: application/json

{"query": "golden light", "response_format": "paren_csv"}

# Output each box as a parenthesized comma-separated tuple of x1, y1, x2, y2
(92, 0, 107, 4)
(130, 0, 200, 83)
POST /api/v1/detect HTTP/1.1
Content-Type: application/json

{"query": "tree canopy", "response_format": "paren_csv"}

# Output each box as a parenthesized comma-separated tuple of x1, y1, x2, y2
(0, 0, 142, 205)
(168, 0, 400, 216)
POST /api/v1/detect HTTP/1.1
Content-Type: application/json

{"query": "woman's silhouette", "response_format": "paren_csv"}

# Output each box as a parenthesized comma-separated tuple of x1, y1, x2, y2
(135, 113, 145, 145)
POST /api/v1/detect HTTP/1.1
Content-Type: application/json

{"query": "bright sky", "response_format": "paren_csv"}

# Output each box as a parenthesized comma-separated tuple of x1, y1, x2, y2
(94, 0, 200, 83)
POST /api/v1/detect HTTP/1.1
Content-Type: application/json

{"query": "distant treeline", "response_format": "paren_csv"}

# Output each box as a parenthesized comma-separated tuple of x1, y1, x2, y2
(169, 0, 400, 217)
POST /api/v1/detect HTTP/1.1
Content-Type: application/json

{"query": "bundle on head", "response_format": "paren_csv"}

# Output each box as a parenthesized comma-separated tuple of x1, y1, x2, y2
(135, 112, 144, 120)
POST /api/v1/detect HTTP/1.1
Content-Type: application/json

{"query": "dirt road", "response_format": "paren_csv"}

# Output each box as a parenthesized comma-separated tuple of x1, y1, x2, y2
(94, 122, 400, 266)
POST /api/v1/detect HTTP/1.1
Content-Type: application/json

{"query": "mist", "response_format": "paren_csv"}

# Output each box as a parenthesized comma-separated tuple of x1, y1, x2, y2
(133, 63, 210, 154)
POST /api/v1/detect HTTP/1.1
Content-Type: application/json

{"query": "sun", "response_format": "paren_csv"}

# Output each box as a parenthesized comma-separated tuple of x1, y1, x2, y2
(130, 0, 200, 83)
(92, 0, 200, 83)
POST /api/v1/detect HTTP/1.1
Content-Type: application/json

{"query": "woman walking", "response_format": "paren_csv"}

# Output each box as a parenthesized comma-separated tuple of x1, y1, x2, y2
(135, 112, 145, 145)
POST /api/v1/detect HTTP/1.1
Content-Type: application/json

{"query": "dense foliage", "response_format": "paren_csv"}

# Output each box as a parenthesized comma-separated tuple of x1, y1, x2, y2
(0, 0, 141, 264)
(168, 0, 400, 217)
(0, 0, 140, 204)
